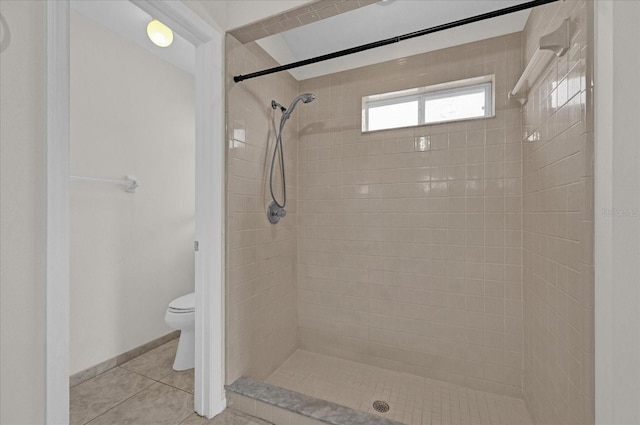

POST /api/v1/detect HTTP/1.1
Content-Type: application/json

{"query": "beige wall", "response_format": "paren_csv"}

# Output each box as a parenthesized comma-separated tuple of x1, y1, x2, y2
(70, 10, 195, 374)
(225, 0, 312, 32)
(0, 1, 47, 423)
(521, 1, 595, 424)
(298, 33, 525, 397)
(225, 35, 300, 384)
(184, 0, 313, 33)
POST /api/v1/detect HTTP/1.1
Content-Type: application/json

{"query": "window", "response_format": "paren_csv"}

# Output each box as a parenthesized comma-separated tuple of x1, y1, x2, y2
(362, 75, 495, 132)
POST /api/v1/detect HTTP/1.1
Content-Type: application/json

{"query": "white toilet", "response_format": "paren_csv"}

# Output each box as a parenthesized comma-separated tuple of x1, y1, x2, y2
(164, 292, 195, 371)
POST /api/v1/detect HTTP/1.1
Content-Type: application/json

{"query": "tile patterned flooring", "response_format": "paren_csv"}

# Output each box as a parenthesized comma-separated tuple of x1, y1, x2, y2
(72, 339, 533, 425)
(70, 339, 269, 425)
(266, 350, 533, 425)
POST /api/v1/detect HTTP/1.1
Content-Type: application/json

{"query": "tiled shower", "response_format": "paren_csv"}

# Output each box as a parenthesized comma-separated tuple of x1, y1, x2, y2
(224, 1, 594, 424)
(296, 32, 525, 398)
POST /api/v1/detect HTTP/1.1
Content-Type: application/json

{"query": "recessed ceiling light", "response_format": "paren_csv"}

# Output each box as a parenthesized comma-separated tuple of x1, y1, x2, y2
(147, 19, 173, 48)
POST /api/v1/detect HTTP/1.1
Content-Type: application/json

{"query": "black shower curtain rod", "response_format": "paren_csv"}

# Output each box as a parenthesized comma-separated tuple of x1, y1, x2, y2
(233, 0, 559, 83)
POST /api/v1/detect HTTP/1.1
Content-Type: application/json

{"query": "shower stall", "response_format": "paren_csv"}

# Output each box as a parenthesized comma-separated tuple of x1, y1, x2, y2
(224, 0, 594, 424)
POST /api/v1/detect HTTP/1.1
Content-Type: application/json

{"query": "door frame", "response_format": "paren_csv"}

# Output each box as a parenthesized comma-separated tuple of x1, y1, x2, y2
(45, 1, 225, 422)
(594, 1, 640, 422)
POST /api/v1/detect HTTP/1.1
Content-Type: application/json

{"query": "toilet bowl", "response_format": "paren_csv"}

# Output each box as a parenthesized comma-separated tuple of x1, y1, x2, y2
(164, 292, 195, 371)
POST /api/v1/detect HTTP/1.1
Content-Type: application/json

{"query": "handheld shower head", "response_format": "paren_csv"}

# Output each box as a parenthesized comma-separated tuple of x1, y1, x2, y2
(267, 92, 317, 224)
(283, 92, 315, 120)
(300, 93, 316, 103)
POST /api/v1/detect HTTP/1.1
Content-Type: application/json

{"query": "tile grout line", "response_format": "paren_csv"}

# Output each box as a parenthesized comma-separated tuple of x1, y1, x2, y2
(83, 381, 194, 425)
(177, 410, 276, 425)
(82, 376, 156, 425)
(121, 366, 195, 395)
(81, 367, 194, 425)
(262, 350, 533, 425)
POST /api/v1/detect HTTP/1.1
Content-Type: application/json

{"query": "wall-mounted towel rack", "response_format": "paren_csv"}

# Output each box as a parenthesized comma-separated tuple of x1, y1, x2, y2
(509, 19, 570, 106)
(70, 175, 139, 193)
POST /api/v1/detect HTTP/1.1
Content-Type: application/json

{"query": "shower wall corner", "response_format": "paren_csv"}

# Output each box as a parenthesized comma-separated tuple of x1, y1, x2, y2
(224, 34, 301, 385)
(521, 1, 595, 424)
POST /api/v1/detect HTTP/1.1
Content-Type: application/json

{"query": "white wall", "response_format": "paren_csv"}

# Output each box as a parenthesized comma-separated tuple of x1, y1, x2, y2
(595, 1, 640, 424)
(0, 0, 307, 421)
(0, 1, 47, 423)
(70, 10, 195, 374)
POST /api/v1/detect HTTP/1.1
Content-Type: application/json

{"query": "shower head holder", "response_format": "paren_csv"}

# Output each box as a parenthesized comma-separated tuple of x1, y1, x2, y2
(271, 100, 286, 112)
(267, 201, 286, 224)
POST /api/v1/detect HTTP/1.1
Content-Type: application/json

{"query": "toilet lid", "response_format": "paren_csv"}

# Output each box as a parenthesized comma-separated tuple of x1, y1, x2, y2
(168, 292, 195, 312)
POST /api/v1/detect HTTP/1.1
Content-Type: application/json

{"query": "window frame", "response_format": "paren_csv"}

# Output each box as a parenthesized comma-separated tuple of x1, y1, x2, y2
(362, 74, 496, 133)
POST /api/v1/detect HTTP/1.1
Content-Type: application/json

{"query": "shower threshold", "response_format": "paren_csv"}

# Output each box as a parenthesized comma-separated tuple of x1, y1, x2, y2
(226, 376, 402, 425)
(228, 350, 533, 425)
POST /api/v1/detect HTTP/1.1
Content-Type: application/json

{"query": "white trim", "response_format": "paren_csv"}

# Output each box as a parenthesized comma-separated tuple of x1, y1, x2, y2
(46, 0, 225, 420)
(46, 2, 70, 423)
(595, 1, 640, 423)
(594, 2, 613, 422)
(193, 37, 226, 417)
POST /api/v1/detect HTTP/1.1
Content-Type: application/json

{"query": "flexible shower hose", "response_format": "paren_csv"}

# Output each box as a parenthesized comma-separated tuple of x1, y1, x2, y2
(269, 115, 287, 209)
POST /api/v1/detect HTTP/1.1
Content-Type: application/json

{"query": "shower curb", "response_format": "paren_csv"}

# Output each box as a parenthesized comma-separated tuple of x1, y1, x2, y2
(226, 377, 404, 425)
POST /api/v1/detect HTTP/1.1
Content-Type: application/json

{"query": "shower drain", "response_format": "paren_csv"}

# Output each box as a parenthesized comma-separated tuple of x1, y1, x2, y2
(372, 400, 390, 413)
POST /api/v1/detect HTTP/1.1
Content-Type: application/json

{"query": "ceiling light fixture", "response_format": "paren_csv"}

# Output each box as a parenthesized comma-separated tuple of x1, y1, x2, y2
(146, 19, 173, 47)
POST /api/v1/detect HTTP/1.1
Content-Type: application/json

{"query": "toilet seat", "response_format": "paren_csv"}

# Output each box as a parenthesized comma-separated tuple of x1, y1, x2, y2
(168, 292, 195, 313)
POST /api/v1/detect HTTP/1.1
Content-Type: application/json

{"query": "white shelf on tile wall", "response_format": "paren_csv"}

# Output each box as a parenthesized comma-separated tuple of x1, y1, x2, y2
(509, 19, 570, 106)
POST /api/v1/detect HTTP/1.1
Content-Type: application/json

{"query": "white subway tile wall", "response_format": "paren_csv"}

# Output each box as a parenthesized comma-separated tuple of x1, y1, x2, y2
(225, 35, 301, 384)
(521, 1, 594, 424)
(297, 33, 525, 398)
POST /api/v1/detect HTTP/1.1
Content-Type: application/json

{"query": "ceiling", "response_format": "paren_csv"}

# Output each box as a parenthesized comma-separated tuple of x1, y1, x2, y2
(69, 0, 533, 82)
(70, 0, 195, 75)
(256, 0, 532, 80)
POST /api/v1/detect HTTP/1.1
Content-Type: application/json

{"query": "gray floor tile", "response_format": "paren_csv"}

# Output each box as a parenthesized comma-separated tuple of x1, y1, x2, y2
(180, 409, 272, 425)
(161, 369, 195, 394)
(70, 367, 154, 425)
(87, 382, 193, 425)
(120, 338, 178, 380)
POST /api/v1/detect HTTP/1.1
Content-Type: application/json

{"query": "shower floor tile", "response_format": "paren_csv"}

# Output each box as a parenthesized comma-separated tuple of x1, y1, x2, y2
(265, 350, 533, 425)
